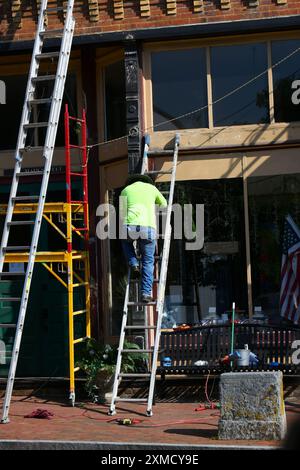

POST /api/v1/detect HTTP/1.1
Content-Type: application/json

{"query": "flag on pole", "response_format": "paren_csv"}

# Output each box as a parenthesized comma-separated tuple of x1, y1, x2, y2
(280, 215, 300, 325)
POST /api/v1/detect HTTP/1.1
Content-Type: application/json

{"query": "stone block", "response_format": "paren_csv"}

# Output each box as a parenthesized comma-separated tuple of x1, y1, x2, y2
(218, 372, 286, 440)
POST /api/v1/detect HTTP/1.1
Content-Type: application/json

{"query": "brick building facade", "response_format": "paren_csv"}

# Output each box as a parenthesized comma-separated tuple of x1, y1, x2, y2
(0, 1, 300, 377)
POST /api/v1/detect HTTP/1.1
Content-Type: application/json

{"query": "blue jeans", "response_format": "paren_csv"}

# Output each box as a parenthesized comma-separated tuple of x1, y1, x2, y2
(122, 225, 156, 296)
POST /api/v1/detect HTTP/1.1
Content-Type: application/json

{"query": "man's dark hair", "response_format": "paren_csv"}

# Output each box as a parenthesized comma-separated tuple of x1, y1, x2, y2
(125, 174, 155, 186)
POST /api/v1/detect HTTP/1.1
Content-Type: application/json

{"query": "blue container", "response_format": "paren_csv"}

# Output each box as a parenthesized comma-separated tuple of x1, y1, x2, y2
(162, 357, 172, 367)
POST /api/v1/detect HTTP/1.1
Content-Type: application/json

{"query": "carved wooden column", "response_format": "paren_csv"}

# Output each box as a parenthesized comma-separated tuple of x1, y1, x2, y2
(124, 38, 142, 174)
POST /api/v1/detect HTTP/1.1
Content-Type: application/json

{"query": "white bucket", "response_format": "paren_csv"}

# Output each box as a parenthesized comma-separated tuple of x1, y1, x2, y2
(236, 349, 250, 366)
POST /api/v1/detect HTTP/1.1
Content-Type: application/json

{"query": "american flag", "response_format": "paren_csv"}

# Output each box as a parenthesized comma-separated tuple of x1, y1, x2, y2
(280, 215, 300, 325)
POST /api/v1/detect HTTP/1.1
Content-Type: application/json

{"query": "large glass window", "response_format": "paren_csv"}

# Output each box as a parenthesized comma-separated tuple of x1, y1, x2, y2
(164, 179, 247, 324)
(104, 60, 126, 140)
(151, 49, 208, 130)
(272, 39, 300, 123)
(248, 174, 300, 325)
(109, 179, 247, 335)
(211, 43, 269, 126)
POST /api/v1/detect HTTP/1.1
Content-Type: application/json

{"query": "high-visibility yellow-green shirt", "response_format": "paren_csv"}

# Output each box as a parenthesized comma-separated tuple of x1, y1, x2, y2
(120, 182, 167, 229)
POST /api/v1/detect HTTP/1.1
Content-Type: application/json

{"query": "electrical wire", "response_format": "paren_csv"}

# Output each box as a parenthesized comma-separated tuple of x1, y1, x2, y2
(86, 44, 300, 151)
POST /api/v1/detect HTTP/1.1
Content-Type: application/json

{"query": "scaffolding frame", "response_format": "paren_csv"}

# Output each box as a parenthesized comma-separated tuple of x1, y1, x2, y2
(0, 105, 91, 406)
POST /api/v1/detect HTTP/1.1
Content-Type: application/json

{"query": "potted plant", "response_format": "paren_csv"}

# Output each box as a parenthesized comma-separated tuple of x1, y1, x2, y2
(77, 338, 146, 403)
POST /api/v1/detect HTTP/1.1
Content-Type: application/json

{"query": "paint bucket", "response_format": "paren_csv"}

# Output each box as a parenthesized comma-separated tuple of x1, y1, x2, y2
(236, 348, 250, 366)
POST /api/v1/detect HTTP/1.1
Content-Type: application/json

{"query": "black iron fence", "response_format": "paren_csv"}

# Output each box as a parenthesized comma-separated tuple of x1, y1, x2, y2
(158, 323, 300, 376)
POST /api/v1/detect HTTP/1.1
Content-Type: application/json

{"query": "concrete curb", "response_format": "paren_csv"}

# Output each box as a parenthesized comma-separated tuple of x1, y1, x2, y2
(0, 440, 280, 450)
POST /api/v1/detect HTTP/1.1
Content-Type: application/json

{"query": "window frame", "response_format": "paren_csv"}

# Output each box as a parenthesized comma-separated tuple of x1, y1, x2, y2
(143, 31, 300, 135)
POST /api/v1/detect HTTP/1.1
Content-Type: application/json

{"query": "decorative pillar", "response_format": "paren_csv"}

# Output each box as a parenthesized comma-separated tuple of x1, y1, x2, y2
(124, 38, 142, 174)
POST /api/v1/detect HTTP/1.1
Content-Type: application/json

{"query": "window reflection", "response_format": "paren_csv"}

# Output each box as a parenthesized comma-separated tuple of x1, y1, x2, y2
(151, 49, 208, 130)
(211, 43, 269, 126)
(272, 39, 300, 123)
(248, 174, 300, 324)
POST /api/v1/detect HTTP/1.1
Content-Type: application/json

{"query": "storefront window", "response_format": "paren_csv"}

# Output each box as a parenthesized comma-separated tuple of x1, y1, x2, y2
(109, 179, 247, 333)
(272, 39, 300, 123)
(163, 179, 247, 325)
(151, 49, 208, 130)
(248, 174, 300, 324)
(211, 43, 269, 126)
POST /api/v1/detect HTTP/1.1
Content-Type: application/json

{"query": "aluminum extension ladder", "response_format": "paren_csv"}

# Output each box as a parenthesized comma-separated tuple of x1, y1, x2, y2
(109, 133, 180, 417)
(0, 0, 75, 424)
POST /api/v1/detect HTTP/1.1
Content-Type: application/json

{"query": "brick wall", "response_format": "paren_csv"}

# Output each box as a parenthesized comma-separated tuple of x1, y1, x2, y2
(0, 0, 299, 42)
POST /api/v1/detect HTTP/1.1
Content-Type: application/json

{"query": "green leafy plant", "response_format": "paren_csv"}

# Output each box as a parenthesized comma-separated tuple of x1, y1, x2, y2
(77, 338, 146, 401)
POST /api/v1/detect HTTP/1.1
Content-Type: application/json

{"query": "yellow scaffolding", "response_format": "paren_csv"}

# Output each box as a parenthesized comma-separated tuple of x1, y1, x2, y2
(0, 202, 91, 405)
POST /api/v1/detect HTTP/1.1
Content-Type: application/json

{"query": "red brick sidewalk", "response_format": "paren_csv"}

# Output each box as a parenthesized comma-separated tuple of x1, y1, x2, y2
(0, 396, 298, 448)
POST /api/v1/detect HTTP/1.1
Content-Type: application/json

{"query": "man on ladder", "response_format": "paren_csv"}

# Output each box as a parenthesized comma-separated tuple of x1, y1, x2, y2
(109, 133, 180, 417)
(120, 174, 167, 303)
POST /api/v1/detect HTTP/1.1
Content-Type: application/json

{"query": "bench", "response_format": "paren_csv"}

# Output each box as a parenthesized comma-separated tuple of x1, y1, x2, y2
(158, 323, 300, 378)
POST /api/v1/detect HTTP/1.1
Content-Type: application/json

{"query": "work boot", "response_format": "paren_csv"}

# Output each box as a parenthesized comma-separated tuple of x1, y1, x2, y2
(131, 265, 140, 279)
(141, 294, 154, 303)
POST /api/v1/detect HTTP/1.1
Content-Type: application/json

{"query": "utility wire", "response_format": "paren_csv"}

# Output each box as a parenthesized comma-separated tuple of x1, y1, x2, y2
(87, 44, 300, 151)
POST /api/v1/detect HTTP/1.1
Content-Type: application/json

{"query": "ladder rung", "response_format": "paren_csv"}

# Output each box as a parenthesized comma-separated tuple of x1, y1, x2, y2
(127, 302, 156, 306)
(73, 309, 87, 316)
(32, 75, 56, 83)
(115, 398, 148, 403)
(72, 282, 88, 288)
(39, 29, 64, 38)
(119, 373, 151, 378)
(145, 171, 172, 175)
(124, 326, 156, 330)
(16, 171, 44, 177)
(73, 337, 87, 344)
(0, 297, 21, 302)
(8, 221, 34, 226)
(122, 349, 153, 353)
(35, 52, 60, 60)
(3, 246, 30, 252)
(0, 324, 17, 328)
(0, 272, 25, 277)
(69, 145, 85, 149)
(44, 6, 66, 13)
(19, 147, 44, 153)
(147, 150, 174, 156)
(12, 196, 39, 202)
(24, 122, 49, 129)
(28, 98, 52, 106)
